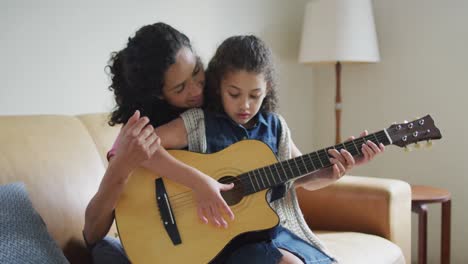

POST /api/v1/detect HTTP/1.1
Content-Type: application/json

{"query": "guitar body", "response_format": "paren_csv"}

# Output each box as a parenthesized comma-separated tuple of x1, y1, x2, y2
(115, 140, 281, 263)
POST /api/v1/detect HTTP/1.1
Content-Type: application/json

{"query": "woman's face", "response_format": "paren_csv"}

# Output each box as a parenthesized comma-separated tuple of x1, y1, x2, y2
(161, 47, 205, 109)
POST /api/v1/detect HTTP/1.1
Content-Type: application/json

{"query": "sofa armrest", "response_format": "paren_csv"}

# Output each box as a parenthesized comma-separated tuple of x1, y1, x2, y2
(297, 175, 411, 261)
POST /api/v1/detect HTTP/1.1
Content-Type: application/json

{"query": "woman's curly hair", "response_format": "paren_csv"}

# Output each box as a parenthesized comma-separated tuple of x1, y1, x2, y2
(204, 35, 278, 113)
(107, 22, 194, 127)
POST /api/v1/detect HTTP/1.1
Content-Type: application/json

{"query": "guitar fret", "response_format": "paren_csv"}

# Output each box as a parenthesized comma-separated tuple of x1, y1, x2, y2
(285, 159, 296, 179)
(380, 131, 389, 145)
(262, 167, 272, 186)
(307, 153, 317, 171)
(274, 163, 284, 182)
(284, 159, 291, 178)
(320, 149, 330, 167)
(246, 172, 256, 193)
(292, 159, 301, 177)
(364, 135, 371, 143)
(315, 152, 324, 167)
(373, 133, 380, 144)
(343, 141, 355, 156)
(339, 143, 346, 153)
(257, 169, 266, 189)
(300, 156, 309, 174)
(351, 139, 361, 155)
(355, 138, 365, 149)
(285, 159, 293, 177)
(253, 170, 262, 190)
(268, 166, 278, 185)
(279, 161, 290, 181)
(292, 157, 302, 176)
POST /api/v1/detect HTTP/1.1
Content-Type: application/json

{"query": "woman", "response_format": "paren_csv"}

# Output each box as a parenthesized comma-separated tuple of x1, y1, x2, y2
(83, 22, 235, 263)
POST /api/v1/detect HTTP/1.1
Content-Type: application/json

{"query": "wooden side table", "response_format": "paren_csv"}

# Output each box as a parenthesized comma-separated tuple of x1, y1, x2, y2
(411, 185, 451, 264)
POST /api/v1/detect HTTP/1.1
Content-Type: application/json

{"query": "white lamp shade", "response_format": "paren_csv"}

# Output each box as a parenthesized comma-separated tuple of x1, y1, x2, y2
(299, 0, 380, 64)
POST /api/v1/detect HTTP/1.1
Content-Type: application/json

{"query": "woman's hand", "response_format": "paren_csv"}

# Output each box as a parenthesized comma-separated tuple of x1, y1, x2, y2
(193, 177, 235, 228)
(113, 110, 161, 174)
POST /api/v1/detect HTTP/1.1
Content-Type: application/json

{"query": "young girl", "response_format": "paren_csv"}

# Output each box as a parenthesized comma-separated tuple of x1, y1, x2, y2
(155, 35, 385, 263)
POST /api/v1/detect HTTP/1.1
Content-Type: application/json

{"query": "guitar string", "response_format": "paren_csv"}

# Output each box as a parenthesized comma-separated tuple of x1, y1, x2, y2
(168, 132, 388, 200)
(166, 133, 390, 206)
(165, 134, 393, 212)
(164, 133, 390, 208)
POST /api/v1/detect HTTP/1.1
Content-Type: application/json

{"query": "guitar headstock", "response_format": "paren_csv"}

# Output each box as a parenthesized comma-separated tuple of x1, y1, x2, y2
(387, 115, 442, 148)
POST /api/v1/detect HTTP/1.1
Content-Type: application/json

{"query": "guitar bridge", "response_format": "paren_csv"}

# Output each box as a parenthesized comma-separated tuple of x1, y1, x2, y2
(155, 178, 182, 245)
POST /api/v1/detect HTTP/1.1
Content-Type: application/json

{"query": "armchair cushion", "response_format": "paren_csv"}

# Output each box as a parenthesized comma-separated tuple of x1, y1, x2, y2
(298, 175, 411, 263)
(316, 231, 405, 264)
(0, 182, 69, 263)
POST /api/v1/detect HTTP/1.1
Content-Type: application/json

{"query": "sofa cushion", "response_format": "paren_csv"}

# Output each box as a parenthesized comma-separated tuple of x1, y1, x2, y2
(0, 182, 69, 263)
(316, 231, 405, 264)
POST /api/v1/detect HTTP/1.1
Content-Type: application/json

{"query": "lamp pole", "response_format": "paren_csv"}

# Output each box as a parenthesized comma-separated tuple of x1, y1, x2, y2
(335, 61, 342, 144)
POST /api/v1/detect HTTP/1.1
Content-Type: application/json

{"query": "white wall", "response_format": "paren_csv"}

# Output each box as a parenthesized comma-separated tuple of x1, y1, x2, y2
(313, 0, 468, 263)
(0, 0, 315, 151)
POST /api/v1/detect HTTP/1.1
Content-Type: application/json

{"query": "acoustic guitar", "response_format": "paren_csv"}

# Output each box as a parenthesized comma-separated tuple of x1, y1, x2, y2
(115, 115, 442, 263)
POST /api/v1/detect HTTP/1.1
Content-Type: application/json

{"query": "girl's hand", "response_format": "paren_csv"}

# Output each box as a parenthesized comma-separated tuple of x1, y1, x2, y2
(326, 130, 385, 178)
(327, 148, 354, 178)
(348, 130, 385, 166)
(113, 110, 161, 173)
(193, 177, 235, 228)
(295, 131, 385, 191)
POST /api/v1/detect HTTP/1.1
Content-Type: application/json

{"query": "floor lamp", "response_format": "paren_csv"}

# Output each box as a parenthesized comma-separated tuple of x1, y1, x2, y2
(299, 0, 380, 144)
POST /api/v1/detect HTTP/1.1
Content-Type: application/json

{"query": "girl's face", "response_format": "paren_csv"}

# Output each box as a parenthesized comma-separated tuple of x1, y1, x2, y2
(162, 47, 205, 109)
(220, 70, 267, 128)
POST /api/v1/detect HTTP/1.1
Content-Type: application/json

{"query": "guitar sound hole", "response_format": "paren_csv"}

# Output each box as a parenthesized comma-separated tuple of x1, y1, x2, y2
(219, 176, 244, 206)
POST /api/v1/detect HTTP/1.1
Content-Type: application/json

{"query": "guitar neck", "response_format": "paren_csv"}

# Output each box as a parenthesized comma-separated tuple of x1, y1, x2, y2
(240, 130, 391, 195)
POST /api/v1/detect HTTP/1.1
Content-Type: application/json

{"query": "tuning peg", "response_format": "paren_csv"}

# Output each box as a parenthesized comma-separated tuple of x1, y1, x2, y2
(426, 140, 433, 148)
(404, 146, 412, 152)
(414, 142, 421, 149)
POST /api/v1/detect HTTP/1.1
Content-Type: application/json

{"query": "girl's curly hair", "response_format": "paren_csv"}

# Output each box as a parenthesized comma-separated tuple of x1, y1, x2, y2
(107, 22, 194, 127)
(204, 35, 278, 113)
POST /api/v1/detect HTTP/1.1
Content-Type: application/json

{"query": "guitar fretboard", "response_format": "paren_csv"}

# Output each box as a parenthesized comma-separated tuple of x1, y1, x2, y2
(238, 130, 391, 195)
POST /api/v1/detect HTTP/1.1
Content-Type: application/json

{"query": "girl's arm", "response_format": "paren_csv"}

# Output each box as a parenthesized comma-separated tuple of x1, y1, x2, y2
(292, 139, 346, 191)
